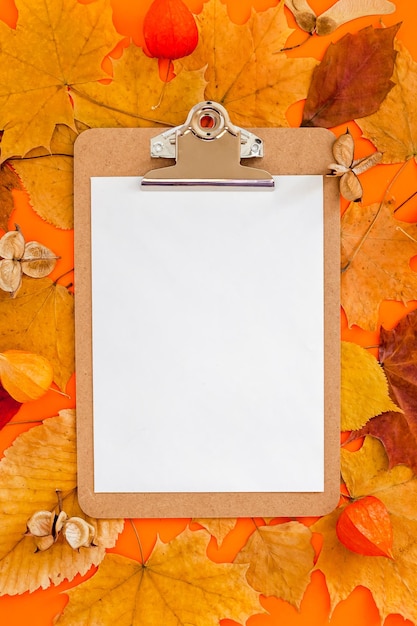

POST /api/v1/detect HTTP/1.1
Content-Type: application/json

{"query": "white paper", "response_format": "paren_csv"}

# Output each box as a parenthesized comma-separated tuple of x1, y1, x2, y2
(91, 176, 324, 493)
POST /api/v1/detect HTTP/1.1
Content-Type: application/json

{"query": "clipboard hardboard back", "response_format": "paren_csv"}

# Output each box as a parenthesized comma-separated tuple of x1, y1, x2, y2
(74, 118, 340, 519)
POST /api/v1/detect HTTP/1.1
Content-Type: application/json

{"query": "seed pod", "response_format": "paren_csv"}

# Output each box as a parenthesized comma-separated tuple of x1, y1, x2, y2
(316, 0, 396, 37)
(0, 227, 25, 260)
(21, 241, 59, 278)
(63, 516, 96, 550)
(332, 130, 354, 168)
(284, 0, 316, 33)
(340, 169, 363, 202)
(0, 259, 22, 295)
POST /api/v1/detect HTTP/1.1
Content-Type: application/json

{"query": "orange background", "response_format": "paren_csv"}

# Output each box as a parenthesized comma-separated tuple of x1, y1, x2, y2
(0, 0, 417, 624)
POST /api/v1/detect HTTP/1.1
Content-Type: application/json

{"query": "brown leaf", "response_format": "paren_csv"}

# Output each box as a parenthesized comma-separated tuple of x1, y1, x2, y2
(234, 521, 314, 607)
(302, 24, 400, 128)
(358, 41, 417, 163)
(350, 310, 417, 471)
(0, 277, 74, 390)
(341, 201, 417, 331)
(0, 411, 124, 595)
(181, 0, 317, 127)
(56, 529, 262, 626)
(0, 165, 21, 231)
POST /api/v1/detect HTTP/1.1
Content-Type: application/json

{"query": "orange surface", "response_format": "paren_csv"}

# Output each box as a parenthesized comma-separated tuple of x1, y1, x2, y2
(0, 0, 417, 624)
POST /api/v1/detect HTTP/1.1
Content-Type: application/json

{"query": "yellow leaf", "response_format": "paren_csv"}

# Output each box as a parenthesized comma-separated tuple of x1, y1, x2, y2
(181, 0, 317, 127)
(0, 0, 121, 161)
(341, 342, 402, 431)
(314, 438, 417, 623)
(195, 518, 237, 545)
(56, 528, 262, 626)
(358, 41, 417, 163)
(341, 202, 417, 331)
(234, 521, 314, 607)
(73, 45, 207, 129)
(0, 350, 53, 402)
(0, 411, 124, 595)
(0, 277, 74, 390)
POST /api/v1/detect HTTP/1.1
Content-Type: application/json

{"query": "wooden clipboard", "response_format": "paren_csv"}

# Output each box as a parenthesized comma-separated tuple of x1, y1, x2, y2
(74, 102, 340, 518)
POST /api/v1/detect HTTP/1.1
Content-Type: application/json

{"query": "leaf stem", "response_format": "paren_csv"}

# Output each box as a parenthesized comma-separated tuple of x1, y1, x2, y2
(279, 32, 312, 52)
(394, 190, 417, 214)
(129, 519, 145, 564)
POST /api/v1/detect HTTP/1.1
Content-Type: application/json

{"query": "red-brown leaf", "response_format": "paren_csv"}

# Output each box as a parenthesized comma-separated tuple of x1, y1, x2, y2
(302, 24, 400, 128)
(0, 382, 21, 430)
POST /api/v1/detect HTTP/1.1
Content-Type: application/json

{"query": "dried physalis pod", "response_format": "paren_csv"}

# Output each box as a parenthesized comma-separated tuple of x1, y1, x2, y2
(62, 516, 96, 550)
(26, 510, 68, 552)
(328, 129, 382, 202)
(21, 241, 59, 278)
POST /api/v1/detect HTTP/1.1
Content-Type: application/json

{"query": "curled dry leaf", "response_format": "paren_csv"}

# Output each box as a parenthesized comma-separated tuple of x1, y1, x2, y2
(0, 350, 53, 403)
(328, 130, 382, 201)
(285, 0, 395, 36)
(26, 510, 68, 552)
(62, 517, 96, 550)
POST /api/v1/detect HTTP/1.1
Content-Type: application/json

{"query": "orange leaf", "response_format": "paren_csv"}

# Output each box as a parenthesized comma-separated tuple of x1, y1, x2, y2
(336, 495, 393, 558)
(0, 349, 53, 402)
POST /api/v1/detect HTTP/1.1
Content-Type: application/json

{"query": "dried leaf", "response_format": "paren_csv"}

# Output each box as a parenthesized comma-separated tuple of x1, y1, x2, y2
(0, 411, 124, 595)
(21, 242, 58, 278)
(0, 383, 21, 430)
(0, 350, 53, 403)
(0, 0, 121, 161)
(341, 342, 401, 431)
(336, 495, 393, 558)
(0, 277, 74, 390)
(195, 518, 238, 545)
(358, 41, 417, 163)
(315, 0, 396, 37)
(302, 24, 399, 128)
(234, 521, 314, 607)
(181, 0, 317, 127)
(341, 201, 417, 331)
(56, 529, 262, 626)
(73, 44, 207, 129)
(313, 438, 417, 623)
(0, 165, 21, 231)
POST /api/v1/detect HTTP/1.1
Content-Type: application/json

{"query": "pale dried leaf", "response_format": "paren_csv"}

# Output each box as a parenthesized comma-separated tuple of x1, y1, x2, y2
(332, 131, 354, 168)
(21, 242, 58, 279)
(316, 0, 396, 36)
(0, 229, 25, 260)
(0, 411, 124, 595)
(340, 170, 363, 202)
(0, 259, 22, 294)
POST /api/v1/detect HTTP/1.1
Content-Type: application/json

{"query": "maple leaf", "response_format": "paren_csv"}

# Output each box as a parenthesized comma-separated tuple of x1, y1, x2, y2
(358, 41, 417, 163)
(73, 44, 207, 129)
(0, 411, 124, 595)
(11, 125, 82, 230)
(195, 518, 238, 546)
(302, 24, 399, 128)
(349, 310, 417, 471)
(0, 276, 74, 390)
(55, 528, 262, 626)
(0, 383, 21, 430)
(313, 437, 417, 624)
(234, 521, 314, 607)
(180, 0, 317, 127)
(341, 342, 401, 431)
(341, 201, 417, 331)
(0, 164, 21, 231)
(0, 0, 121, 162)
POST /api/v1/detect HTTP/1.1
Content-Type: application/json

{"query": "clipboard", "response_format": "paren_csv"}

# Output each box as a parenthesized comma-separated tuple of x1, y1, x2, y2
(74, 102, 340, 518)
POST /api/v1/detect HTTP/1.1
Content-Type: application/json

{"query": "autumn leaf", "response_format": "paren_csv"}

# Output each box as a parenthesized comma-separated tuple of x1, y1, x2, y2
(0, 164, 21, 231)
(11, 125, 82, 230)
(0, 0, 121, 161)
(56, 528, 262, 626)
(234, 521, 314, 607)
(302, 24, 399, 128)
(341, 342, 401, 431)
(195, 518, 238, 546)
(349, 310, 417, 471)
(0, 411, 124, 595)
(0, 350, 53, 403)
(358, 41, 417, 163)
(0, 383, 21, 430)
(0, 277, 74, 390)
(181, 0, 317, 127)
(313, 437, 417, 624)
(341, 201, 417, 331)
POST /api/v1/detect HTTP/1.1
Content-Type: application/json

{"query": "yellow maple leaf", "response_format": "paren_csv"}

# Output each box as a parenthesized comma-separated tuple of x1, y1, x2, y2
(313, 437, 417, 624)
(234, 521, 314, 607)
(357, 41, 417, 163)
(341, 201, 417, 331)
(0, 277, 74, 391)
(0, 0, 121, 162)
(181, 0, 317, 127)
(73, 44, 207, 129)
(0, 411, 124, 595)
(341, 342, 402, 431)
(56, 528, 262, 626)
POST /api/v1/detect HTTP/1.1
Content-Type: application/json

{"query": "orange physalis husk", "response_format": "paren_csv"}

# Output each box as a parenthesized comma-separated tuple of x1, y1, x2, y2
(336, 495, 394, 558)
(0, 350, 54, 403)
(143, 0, 198, 60)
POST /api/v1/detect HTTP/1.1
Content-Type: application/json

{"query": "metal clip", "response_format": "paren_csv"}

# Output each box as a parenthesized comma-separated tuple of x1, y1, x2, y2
(142, 101, 274, 190)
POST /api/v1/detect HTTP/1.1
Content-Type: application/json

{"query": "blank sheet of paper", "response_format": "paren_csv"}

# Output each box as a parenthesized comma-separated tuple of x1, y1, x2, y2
(91, 176, 324, 493)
